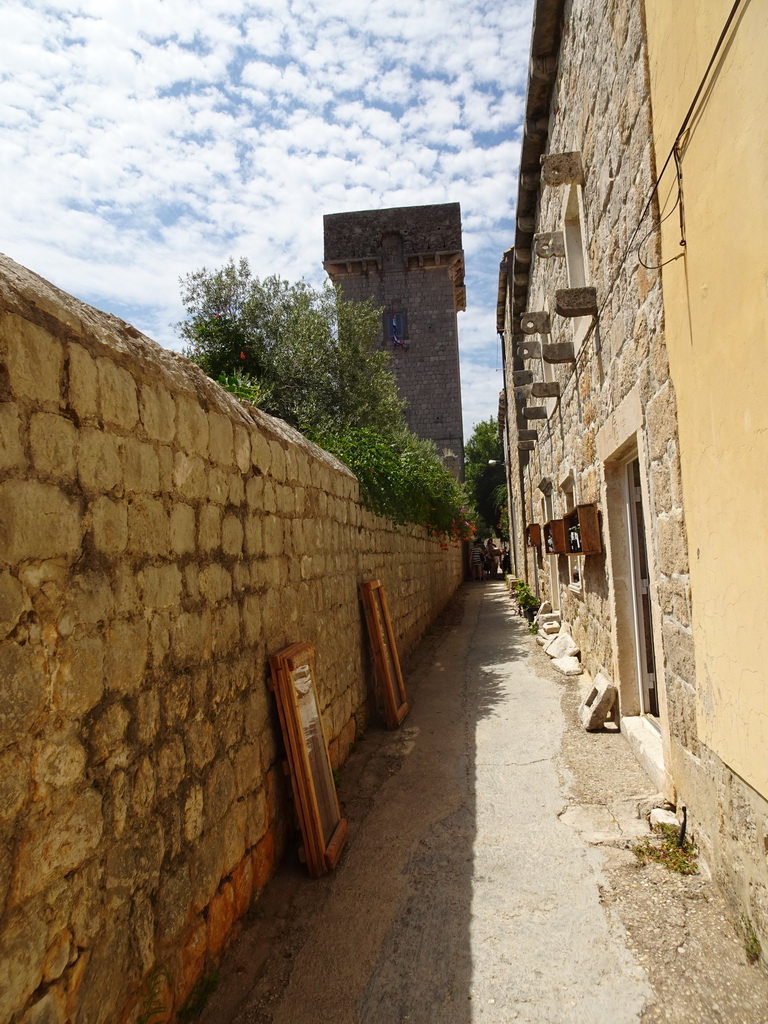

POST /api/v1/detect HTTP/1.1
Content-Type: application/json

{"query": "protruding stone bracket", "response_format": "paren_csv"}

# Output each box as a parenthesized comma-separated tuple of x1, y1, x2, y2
(519, 429, 538, 442)
(541, 152, 585, 187)
(523, 406, 548, 420)
(517, 341, 541, 360)
(543, 343, 575, 364)
(511, 370, 534, 387)
(518, 440, 536, 451)
(521, 311, 551, 335)
(555, 287, 598, 318)
(514, 272, 529, 287)
(515, 248, 531, 265)
(531, 381, 561, 399)
(534, 231, 566, 259)
(517, 215, 536, 233)
(521, 172, 540, 192)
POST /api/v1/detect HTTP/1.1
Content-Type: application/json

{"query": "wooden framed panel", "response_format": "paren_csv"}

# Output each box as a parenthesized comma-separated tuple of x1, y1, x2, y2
(564, 504, 602, 555)
(359, 580, 409, 729)
(269, 642, 348, 877)
(543, 519, 568, 554)
(526, 523, 542, 548)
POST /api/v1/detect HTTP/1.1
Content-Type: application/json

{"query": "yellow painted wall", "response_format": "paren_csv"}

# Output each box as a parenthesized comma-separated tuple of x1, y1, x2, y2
(645, 0, 768, 798)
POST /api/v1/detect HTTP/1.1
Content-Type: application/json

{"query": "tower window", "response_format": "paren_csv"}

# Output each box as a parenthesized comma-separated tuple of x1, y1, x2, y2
(384, 310, 408, 346)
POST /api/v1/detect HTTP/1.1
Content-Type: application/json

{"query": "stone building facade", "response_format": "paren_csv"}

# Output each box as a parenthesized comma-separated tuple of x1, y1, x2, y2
(323, 204, 465, 478)
(500, 0, 767, 959)
(0, 255, 463, 1023)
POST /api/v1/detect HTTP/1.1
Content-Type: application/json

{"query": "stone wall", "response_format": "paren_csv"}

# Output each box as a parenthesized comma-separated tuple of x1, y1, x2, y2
(499, 0, 768, 954)
(506, 0, 693, 691)
(0, 255, 463, 1024)
(502, 1, 695, 775)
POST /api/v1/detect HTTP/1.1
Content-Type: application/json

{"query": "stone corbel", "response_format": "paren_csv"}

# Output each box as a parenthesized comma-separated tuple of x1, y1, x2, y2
(514, 271, 529, 288)
(517, 215, 536, 233)
(517, 341, 541, 360)
(533, 231, 566, 259)
(555, 287, 598, 318)
(542, 343, 576, 363)
(521, 172, 540, 191)
(521, 311, 551, 335)
(518, 440, 536, 451)
(540, 152, 585, 187)
(519, 429, 538, 442)
(515, 248, 531, 265)
(511, 370, 534, 387)
(531, 382, 561, 399)
(523, 406, 548, 420)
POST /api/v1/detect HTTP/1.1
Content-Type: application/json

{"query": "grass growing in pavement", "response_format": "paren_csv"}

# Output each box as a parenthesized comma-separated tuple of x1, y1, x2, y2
(743, 916, 763, 964)
(632, 823, 699, 875)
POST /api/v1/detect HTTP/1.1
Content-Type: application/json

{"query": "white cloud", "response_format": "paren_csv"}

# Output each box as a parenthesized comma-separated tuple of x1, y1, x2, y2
(1, 0, 533, 440)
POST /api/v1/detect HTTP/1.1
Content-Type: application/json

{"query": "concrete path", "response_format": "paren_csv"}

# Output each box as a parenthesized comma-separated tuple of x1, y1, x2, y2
(199, 582, 768, 1024)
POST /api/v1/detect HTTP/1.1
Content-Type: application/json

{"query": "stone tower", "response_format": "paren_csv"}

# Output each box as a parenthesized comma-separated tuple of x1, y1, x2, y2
(323, 203, 465, 478)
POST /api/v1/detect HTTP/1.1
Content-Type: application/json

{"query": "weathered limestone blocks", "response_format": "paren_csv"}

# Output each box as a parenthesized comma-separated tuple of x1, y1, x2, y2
(0, 254, 463, 1024)
(544, 631, 580, 660)
(579, 674, 618, 730)
(552, 656, 582, 676)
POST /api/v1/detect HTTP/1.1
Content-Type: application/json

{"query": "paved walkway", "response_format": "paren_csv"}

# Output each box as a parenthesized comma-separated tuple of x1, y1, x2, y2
(199, 582, 768, 1024)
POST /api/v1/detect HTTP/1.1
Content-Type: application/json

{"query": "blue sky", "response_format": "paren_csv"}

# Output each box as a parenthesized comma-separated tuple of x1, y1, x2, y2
(2, 0, 533, 438)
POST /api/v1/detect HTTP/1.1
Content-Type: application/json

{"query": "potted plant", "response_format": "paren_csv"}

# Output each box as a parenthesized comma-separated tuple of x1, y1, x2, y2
(513, 580, 541, 622)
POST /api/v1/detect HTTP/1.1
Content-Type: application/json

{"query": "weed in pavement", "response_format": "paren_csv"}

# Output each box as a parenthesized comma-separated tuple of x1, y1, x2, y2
(632, 823, 698, 875)
(743, 916, 763, 965)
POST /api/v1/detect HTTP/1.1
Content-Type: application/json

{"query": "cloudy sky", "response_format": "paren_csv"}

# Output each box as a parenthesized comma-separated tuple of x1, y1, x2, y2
(2, 0, 533, 438)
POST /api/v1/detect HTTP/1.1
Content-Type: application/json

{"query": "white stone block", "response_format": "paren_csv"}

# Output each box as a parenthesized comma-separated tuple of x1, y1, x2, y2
(579, 673, 617, 730)
(650, 808, 679, 829)
(544, 632, 580, 660)
(551, 655, 582, 675)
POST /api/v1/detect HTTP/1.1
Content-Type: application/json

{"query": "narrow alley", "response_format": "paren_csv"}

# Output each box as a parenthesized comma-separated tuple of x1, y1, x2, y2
(199, 584, 768, 1024)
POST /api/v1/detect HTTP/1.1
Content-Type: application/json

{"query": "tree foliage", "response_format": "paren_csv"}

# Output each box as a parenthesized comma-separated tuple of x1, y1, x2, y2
(464, 418, 507, 537)
(176, 258, 473, 540)
(310, 425, 473, 539)
(176, 258, 405, 436)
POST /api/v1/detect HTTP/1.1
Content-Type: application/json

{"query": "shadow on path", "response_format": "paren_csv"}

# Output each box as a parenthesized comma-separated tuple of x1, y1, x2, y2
(198, 582, 650, 1024)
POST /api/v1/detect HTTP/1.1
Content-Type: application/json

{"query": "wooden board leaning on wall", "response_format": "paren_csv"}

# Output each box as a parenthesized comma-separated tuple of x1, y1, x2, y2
(269, 642, 348, 877)
(359, 579, 409, 729)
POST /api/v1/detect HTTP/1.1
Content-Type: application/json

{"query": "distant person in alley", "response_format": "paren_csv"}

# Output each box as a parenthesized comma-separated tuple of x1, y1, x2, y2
(486, 537, 501, 578)
(470, 539, 485, 580)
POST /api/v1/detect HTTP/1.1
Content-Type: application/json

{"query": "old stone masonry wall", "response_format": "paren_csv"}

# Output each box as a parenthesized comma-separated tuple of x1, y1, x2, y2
(0, 255, 462, 1024)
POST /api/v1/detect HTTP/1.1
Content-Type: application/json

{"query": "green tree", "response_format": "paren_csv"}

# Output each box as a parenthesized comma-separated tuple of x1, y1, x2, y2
(176, 258, 405, 436)
(464, 418, 507, 537)
(175, 257, 474, 540)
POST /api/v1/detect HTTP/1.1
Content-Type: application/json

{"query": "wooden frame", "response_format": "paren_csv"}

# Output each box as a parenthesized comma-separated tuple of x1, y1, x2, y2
(543, 518, 568, 555)
(268, 643, 348, 877)
(359, 580, 409, 729)
(526, 523, 542, 548)
(564, 504, 602, 555)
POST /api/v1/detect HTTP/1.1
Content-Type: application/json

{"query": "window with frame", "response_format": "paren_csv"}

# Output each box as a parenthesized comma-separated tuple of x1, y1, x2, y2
(562, 184, 590, 352)
(560, 474, 583, 590)
(383, 310, 408, 347)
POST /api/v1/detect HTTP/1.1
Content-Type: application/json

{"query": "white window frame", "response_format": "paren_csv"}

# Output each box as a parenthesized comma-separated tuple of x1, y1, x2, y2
(560, 470, 583, 593)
